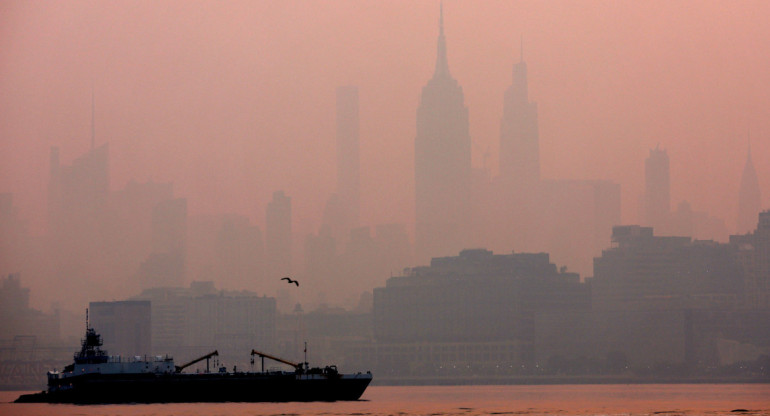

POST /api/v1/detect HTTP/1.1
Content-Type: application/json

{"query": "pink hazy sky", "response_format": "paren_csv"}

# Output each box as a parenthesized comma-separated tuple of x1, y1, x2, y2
(1, 0, 769, 238)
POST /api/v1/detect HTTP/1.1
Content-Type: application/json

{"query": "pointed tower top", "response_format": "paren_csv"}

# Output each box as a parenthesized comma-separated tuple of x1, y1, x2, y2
(440, 1, 444, 36)
(433, 1, 451, 78)
(747, 128, 752, 159)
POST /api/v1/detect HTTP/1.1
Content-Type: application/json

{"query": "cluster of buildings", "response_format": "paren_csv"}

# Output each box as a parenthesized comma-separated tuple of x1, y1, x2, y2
(2, 5, 763, 310)
(355, 216, 770, 380)
(0, 274, 60, 346)
(2, 142, 296, 310)
(1, 5, 768, 387)
(60, 213, 770, 382)
(2, 210, 769, 386)
(89, 281, 276, 367)
(0, 274, 65, 389)
(412, 8, 621, 276)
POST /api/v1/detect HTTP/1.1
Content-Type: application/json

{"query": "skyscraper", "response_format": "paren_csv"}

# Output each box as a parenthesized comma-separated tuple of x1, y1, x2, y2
(499, 41, 539, 188)
(47, 144, 110, 240)
(336, 86, 360, 229)
(737, 141, 762, 234)
(138, 197, 187, 288)
(266, 190, 292, 278)
(47, 143, 110, 304)
(414, 4, 471, 263)
(643, 145, 670, 231)
(323, 86, 361, 243)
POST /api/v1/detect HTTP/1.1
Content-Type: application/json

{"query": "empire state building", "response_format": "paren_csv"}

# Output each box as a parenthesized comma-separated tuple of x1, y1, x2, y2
(414, 4, 471, 263)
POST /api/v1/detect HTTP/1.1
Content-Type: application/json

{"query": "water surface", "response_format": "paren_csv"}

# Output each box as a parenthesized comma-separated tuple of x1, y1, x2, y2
(2, 384, 768, 416)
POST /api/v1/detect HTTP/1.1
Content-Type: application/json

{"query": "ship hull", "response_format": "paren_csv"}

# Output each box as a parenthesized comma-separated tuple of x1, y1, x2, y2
(15, 372, 372, 404)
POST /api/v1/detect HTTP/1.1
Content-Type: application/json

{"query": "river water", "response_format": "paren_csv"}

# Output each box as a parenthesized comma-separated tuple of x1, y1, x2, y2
(2, 384, 769, 416)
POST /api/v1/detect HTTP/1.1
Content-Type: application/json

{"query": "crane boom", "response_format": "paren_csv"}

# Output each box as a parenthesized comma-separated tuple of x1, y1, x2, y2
(175, 350, 218, 373)
(250, 349, 302, 371)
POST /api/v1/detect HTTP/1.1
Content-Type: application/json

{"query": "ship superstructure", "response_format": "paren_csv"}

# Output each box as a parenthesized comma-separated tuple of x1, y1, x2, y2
(16, 324, 371, 403)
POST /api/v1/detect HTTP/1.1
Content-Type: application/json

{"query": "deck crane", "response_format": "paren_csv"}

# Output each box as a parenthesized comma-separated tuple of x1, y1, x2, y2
(250, 349, 306, 373)
(174, 350, 218, 373)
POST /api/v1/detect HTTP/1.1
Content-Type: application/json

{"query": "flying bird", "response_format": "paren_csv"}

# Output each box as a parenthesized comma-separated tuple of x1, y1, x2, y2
(281, 277, 299, 286)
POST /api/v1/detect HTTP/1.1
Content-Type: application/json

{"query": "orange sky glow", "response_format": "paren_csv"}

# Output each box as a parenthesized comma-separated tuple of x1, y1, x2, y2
(1, 0, 769, 242)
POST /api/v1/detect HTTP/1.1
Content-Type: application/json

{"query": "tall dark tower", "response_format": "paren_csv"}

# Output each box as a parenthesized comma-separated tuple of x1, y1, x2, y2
(644, 145, 670, 231)
(414, 3, 471, 262)
(499, 40, 539, 188)
(737, 141, 762, 234)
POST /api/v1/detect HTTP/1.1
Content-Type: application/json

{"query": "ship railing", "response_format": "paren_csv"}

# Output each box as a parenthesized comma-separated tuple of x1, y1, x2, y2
(121, 354, 175, 363)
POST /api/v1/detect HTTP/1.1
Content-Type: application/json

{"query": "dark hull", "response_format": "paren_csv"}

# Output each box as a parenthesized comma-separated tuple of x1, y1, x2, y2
(15, 372, 372, 404)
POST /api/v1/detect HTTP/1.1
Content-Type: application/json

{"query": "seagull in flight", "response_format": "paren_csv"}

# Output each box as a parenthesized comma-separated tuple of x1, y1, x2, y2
(281, 277, 299, 286)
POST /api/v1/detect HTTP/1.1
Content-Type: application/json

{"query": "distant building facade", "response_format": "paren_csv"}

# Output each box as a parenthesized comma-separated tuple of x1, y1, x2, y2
(89, 300, 151, 357)
(592, 225, 743, 311)
(131, 281, 276, 366)
(731, 210, 770, 309)
(588, 224, 770, 369)
(373, 249, 588, 374)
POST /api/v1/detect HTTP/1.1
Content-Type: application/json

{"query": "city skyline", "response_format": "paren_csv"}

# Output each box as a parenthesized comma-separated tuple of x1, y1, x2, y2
(1, 1, 768, 237)
(1, 1, 769, 310)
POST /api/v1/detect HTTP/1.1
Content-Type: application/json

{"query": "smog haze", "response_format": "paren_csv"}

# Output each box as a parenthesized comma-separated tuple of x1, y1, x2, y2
(1, 0, 769, 312)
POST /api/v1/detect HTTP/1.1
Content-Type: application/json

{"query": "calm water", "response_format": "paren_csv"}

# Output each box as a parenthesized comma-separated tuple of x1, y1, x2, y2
(2, 384, 769, 416)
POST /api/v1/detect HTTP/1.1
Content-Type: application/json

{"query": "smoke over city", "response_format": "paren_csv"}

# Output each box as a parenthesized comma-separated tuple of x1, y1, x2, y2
(1, 0, 769, 385)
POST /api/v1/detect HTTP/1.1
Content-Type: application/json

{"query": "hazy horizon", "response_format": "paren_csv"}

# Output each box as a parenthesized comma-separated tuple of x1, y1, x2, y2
(2, 0, 769, 311)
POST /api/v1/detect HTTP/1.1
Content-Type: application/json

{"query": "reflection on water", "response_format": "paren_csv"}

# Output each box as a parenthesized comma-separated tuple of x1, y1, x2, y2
(1, 384, 769, 416)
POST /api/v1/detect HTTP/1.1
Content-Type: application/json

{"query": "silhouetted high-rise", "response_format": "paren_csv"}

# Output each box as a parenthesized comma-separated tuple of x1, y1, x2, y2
(47, 144, 110, 240)
(47, 143, 110, 304)
(499, 42, 539, 188)
(266, 190, 292, 278)
(323, 86, 361, 243)
(336, 86, 360, 229)
(643, 145, 670, 231)
(138, 197, 187, 288)
(414, 4, 471, 263)
(737, 141, 761, 234)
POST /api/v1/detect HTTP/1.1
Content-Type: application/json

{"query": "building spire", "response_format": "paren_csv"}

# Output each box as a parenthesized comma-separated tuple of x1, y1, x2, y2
(440, 1, 444, 36)
(747, 127, 752, 159)
(520, 34, 523, 62)
(433, 1, 450, 78)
